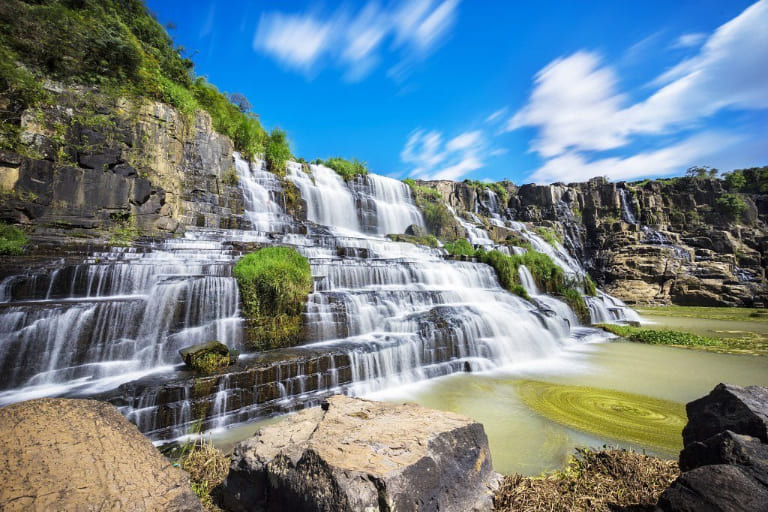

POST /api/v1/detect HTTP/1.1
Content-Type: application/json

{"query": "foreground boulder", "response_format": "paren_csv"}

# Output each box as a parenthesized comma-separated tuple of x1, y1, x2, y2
(659, 384, 768, 511)
(0, 398, 202, 511)
(221, 395, 500, 511)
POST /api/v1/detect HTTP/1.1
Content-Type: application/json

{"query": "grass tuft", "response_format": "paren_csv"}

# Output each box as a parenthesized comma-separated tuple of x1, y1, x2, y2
(178, 435, 229, 511)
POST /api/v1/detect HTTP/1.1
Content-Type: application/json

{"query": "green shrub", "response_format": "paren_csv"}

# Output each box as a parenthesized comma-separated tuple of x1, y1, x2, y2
(265, 128, 291, 176)
(583, 275, 597, 296)
(233, 247, 312, 349)
(0, 223, 27, 255)
(715, 193, 747, 220)
(444, 238, 477, 257)
(597, 324, 721, 348)
(322, 157, 368, 181)
(560, 287, 589, 324)
(387, 233, 439, 248)
(534, 226, 562, 246)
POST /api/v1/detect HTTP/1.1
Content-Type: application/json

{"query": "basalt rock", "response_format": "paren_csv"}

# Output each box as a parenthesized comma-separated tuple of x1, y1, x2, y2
(221, 395, 501, 512)
(0, 398, 202, 511)
(179, 340, 239, 373)
(682, 383, 768, 445)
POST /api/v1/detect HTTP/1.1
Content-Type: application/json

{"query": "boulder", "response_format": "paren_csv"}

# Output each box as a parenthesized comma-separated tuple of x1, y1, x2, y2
(0, 398, 202, 511)
(179, 340, 238, 372)
(682, 383, 768, 445)
(679, 430, 768, 486)
(405, 223, 427, 237)
(221, 395, 500, 512)
(657, 464, 768, 512)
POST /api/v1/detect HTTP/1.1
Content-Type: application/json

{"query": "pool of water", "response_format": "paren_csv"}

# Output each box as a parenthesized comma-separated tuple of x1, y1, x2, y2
(210, 334, 768, 476)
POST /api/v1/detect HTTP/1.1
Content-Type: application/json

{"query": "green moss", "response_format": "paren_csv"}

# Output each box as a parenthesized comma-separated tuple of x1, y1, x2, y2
(233, 247, 312, 349)
(517, 380, 686, 454)
(533, 226, 562, 246)
(561, 287, 590, 324)
(321, 157, 368, 181)
(108, 213, 138, 246)
(386, 233, 439, 248)
(582, 275, 597, 296)
(0, 222, 27, 255)
(443, 238, 476, 257)
(597, 324, 721, 348)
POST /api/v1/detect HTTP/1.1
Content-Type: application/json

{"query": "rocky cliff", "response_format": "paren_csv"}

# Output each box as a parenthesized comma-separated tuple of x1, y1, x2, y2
(417, 177, 768, 307)
(1, 85, 244, 245)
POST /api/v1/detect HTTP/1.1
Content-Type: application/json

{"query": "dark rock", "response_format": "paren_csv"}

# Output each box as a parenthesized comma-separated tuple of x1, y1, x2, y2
(221, 395, 500, 512)
(679, 430, 768, 486)
(657, 464, 768, 512)
(683, 383, 768, 445)
(0, 398, 202, 511)
(405, 223, 427, 237)
(179, 341, 238, 372)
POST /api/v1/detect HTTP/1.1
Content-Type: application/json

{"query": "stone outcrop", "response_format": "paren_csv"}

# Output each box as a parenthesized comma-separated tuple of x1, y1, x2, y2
(221, 394, 501, 512)
(417, 177, 768, 307)
(0, 398, 202, 511)
(0, 86, 245, 244)
(179, 340, 239, 372)
(658, 383, 768, 511)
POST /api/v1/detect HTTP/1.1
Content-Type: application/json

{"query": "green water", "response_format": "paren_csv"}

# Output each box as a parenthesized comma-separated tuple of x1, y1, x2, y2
(369, 340, 768, 475)
(212, 314, 768, 476)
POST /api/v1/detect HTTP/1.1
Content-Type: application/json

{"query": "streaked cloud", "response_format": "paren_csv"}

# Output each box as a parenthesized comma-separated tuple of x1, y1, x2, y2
(253, 0, 459, 82)
(672, 32, 707, 49)
(506, 0, 768, 183)
(401, 129, 485, 180)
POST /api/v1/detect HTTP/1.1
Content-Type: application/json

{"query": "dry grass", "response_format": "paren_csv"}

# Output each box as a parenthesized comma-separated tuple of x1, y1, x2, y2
(178, 436, 230, 511)
(494, 448, 679, 511)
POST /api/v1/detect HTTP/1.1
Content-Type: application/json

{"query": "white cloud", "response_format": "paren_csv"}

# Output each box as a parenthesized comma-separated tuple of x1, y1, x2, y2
(485, 108, 508, 123)
(401, 129, 485, 180)
(672, 32, 706, 49)
(253, 0, 459, 81)
(506, 0, 768, 183)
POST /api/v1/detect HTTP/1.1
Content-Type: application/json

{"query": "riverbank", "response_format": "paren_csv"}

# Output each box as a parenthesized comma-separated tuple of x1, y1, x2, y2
(634, 305, 768, 356)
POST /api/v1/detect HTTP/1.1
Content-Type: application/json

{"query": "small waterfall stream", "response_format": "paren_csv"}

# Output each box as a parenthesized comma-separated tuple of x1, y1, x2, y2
(0, 155, 640, 440)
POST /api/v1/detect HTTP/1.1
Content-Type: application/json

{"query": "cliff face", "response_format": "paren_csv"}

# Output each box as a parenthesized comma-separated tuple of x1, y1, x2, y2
(0, 86, 244, 245)
(419, 177, 768, 307)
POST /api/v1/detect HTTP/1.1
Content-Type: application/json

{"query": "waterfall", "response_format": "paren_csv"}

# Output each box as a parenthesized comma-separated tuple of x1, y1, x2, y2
(235, 153, 295, 234)
(518, 265, 539, 295)
(619, 188, 638, 225)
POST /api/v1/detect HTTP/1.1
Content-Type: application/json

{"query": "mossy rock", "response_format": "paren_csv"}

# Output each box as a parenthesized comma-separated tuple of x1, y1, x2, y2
(179, 341, 238, 373)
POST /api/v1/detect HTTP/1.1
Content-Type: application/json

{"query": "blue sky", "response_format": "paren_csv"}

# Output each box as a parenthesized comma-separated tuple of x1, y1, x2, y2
(146, 0, 768, 184)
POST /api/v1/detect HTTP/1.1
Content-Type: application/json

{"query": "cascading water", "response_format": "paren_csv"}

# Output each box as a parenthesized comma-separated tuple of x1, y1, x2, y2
(619, 188, 638, 225)
(0, 154, 641, 441)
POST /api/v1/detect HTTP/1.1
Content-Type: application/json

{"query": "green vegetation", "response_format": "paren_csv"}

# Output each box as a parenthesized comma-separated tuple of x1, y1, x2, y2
(443, 238, 476, 257)
(180, 341, 236, 374)
(597, 324, 721, 348)
(386, 233, 439, 248)
(634, 305, 768, 322)
(321, 156, 368, 181)
(402, 180, 459, 240)
(462, 179, 510, 207)
(108, 213, 139, 246)
(583, 275, 597, 297)
(178, 436, 228, 511)
(516, 380, 686, 454)
(264, 128, 292, 176)
(0, 222, 27, 255)
(233, 247, 312, 349)
(721, 166, 768, 193)
(533, 226, 562, 246)
(495, 448, 679, 512)
(0, 0, 267, 158)
(714, 193, 747, 221)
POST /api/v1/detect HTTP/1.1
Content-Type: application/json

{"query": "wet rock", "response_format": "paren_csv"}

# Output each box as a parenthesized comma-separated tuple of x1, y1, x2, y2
(0, 398, 202, 511)
(683, 383, 768, 445)
(657, 464, 768, 512)
(221, 395, 500, 511)
(179, 340, 238, 372)
(405, 223, 427, 236)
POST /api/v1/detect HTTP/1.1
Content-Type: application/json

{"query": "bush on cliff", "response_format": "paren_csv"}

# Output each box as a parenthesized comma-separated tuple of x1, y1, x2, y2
(0, 223, 27, 255)
(233, 247, 312, 349)
(714, 193, 747, 221)
(0, 0, 267, 158)
(321, 157, 368, 181)
(264, 128, 292, 176)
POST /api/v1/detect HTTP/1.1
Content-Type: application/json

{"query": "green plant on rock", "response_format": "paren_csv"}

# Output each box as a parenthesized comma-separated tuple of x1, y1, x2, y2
(265, 128, 291, 176)
(321, 157, 368, 181)
(233, 247, 312, 350)
(0, 222, 27, 255)
(386, 233, 439, 248)
(597, 324, 721, 348)
(443, 238, 476, 257)
(533, 226, 562, 246)
(560, 287, 590, 324)
(714, 193, 747, 221)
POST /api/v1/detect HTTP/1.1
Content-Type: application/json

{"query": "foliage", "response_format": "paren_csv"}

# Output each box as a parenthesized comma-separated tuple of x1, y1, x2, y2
(443, 238, 476, 257)
(462, 179, 510, 208)
(233, 247, 312, 349)
(189, 352, 230, 374)
(0, 222, 27, 255)
(264, 128, 291, 176)
(714, 193, 747, 220)
(178, 436, 229, 511)
(721, 166, 768, 193)
(108, 214, 138, 246)
(685, 165, 718, 179)
(597, 324, 721, 348)
(582, 275, 597, 296)
(533, 226, 562, 246)
(0, 0, 267, 158)
(561, 287, 589, 323)
(386, 233, 439, 248)
(321, 156, 368, 181)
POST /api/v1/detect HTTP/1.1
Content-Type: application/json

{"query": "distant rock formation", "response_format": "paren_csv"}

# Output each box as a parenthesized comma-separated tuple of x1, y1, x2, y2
(0, 398, 202, 511)
(221, 394, 501, 511)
